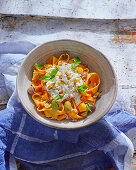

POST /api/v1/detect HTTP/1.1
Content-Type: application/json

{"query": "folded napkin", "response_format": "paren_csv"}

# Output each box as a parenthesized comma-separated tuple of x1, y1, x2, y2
(0, 41, 136, 170)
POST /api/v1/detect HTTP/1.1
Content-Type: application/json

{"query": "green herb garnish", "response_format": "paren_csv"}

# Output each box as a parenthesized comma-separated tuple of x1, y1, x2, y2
(40, 74, 52, 81)
(35, 64, 44, 70)
(51, 100, 58, 112)
(50, 67, 58, 78)
(54, 94, 64, 101)
(78, 84, 89, 94)
(51, 94, 64, 112)
(40, 67, 58, 82)
(72, 57, 81, 69)
(85, 103, 92, 112)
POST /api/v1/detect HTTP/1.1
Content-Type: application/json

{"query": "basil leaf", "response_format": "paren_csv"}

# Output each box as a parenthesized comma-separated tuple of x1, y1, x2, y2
(51, 100, 58, 112)
(50, 67, 58, 78)
(40, 67, 58, 82)
(78, 84, 89, 94)
(54, 94, 63, 101)
(51, 94, 64, 112)
(35, 64, 44, 70)
(74, 57, 80, 63)
(85, 103, 92, 112)
(71, 57, 81, 69)
(40, 74, 51, 81)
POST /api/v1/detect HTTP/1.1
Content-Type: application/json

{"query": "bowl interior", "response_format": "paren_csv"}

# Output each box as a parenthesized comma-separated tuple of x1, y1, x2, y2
(17, 40, 117, 129)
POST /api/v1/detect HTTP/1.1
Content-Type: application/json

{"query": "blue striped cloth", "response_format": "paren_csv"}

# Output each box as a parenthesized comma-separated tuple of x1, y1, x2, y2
(0, 41, 135, 170)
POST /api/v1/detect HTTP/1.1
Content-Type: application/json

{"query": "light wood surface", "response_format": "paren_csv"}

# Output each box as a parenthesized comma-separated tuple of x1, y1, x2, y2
(1, 0, 136, 19)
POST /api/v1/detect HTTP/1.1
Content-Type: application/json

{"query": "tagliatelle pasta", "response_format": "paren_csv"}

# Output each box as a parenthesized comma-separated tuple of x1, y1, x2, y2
(28, 53, 101, 121)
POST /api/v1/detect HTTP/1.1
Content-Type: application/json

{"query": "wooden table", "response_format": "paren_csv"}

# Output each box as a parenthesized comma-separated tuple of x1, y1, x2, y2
(1, 0, 136, 19)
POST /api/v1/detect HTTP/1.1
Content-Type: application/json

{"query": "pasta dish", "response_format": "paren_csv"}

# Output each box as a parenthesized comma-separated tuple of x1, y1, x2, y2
(28, 53, 101, 121)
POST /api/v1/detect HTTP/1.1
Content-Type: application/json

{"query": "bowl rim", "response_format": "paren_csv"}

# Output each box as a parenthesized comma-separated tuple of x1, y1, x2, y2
(16, 39, 118, 130)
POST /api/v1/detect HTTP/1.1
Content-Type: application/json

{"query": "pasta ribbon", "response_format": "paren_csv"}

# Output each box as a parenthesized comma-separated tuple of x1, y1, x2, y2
(68, 110, 83, 120)
(86, 73, 100, 94)
(57, 114, 67, 121)
(46, 56, 58, 65)
(69, 58, 74, 64)
(87, 97, 96, 105)
(32, 93, 42, 106)
(35, 86, 43, 93)
(32, 70, 41, 86)
(77, 102, 87, 112)
(78, 64, 89, 73)
(29, 54, 101, 121)
(57, 53, 69, 63)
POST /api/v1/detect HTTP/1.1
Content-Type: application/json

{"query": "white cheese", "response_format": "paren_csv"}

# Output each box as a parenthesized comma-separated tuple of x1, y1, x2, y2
(46, 63, 84, 105)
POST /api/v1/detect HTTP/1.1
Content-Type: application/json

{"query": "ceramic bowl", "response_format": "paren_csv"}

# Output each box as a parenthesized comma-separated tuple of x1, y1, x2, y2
(17, 40, 117, 129)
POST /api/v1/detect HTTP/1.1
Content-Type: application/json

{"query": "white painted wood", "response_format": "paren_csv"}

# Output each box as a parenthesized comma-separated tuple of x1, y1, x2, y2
(0, 0, 136, 19)
(0, 16, 136, 115)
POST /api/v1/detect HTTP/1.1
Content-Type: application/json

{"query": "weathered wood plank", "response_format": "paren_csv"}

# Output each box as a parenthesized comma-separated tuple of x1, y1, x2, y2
(0, 0, 136, 19)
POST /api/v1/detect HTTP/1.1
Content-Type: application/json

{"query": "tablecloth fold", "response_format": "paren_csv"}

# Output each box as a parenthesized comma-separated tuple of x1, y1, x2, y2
(0, 41, 135, 170)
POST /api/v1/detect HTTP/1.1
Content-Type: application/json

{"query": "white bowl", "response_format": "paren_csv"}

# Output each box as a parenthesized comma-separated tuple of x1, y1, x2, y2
(17, 40, 117, 129)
